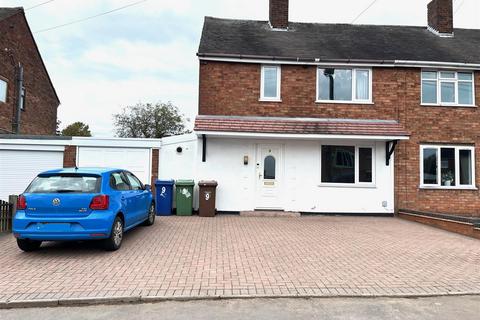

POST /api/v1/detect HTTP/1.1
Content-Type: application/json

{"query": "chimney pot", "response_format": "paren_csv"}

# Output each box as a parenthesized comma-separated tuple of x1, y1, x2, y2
(269, 0, 289, 29)
(427, 0, 453, 36)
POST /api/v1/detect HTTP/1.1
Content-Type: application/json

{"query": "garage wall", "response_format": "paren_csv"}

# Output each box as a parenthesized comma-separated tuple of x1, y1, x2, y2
(0, 149, 64, 201)
(77, 147, 152, 185)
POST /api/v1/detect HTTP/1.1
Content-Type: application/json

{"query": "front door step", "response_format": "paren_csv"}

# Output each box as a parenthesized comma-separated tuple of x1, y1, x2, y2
(240, 211, 301, 217)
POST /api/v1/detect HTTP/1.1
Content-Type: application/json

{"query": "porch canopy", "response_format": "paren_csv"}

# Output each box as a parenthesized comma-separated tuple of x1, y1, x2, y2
(194, 115, 410, 141)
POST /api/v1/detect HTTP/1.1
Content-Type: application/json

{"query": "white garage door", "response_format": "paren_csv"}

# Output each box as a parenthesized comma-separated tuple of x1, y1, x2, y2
(0, 150, 64, 201)
(77, 147, 151, 185)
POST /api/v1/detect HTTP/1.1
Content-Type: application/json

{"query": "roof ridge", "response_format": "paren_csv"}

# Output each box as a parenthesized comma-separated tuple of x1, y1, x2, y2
(204, 16, 480, 31)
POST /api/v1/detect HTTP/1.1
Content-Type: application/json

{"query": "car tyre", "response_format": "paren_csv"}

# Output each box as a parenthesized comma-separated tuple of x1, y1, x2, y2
(17, 239, 42, 252)
(104, 216, 123, 251)
(143, 203, 156, 226)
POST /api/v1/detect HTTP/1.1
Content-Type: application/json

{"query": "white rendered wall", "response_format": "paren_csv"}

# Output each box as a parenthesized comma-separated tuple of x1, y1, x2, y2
(194, 137, 394, 213)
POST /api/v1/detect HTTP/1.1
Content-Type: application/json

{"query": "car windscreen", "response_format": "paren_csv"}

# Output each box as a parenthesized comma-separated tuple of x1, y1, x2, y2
(25, 174, 102, 194)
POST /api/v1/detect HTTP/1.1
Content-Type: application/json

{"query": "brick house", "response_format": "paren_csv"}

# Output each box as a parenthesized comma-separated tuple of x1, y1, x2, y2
(0, 7, 59, 135)
(190, 0, 480, 228)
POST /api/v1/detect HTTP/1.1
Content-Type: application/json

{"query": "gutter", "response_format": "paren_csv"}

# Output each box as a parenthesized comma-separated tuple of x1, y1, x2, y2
(197, 53, 480, 69)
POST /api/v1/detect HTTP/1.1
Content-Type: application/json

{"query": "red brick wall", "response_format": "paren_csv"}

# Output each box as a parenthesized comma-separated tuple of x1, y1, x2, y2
(63, 145, 77, 168)
(428, 0, 453, 34)
(199, 61, 480, 217)
(0, 11, 59, 135)
(269, 0, 289, 29)
(199, 62, 402, 120)
(151, 149, 159, 193)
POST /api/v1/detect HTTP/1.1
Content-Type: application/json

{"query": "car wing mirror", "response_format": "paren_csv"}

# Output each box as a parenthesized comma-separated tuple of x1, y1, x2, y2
(144, 184, 151, 191)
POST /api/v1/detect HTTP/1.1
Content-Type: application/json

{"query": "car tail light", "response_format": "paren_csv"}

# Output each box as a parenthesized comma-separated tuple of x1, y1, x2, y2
(89, 195, 109, 210)
(17, 195, 27, 210)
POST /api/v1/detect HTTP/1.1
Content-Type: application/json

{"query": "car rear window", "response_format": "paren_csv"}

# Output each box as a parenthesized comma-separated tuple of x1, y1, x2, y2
(25, 174, 101, 194)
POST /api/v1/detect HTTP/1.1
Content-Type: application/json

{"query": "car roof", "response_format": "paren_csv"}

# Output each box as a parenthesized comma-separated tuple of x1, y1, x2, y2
(39, 167, 124, 175)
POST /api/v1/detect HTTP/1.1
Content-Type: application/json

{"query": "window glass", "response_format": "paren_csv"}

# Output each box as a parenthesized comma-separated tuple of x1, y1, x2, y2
(26, 174, 101, 193)
(356, 70, 369, 100)
(126, 172, 143, 190)
(359, 148, 373, 183)
(318, 69, 352, 101)
(110, 172, 130, 191)
(264, 156, 276, 180)
(262, 66, 278, 99)
(440, 82, 455, 103)
(321, 146, 355, 183)
(440, 71, 455, 79)
(440, 148, 456, 186)
(423, 148, 438, 184)
(459, 149, 473, 185)
(458, 72, 473, 81)
(0, 79, 6, 103)
(458, 82, 473, 105)
(422, 71, 437, 80)
(422, 80, 437, 104)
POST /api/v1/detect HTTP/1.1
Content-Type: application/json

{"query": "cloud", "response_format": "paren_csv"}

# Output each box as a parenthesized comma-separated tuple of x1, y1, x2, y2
(0, 0, 478, 137)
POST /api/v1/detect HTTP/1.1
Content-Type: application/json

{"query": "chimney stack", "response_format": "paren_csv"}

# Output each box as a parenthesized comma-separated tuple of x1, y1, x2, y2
(269, 0, 289, 29)
(427, 0, 453, 36)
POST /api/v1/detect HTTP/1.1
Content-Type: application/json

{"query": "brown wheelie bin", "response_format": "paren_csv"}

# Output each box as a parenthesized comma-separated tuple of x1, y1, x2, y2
(198, 180, 218, 217)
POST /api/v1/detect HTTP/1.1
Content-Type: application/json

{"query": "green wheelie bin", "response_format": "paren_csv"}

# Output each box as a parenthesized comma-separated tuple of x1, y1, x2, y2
(175, 179, 195, 216)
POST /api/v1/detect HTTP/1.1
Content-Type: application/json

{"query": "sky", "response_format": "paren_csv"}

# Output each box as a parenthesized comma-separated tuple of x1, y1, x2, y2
(0, 0, 479, 137)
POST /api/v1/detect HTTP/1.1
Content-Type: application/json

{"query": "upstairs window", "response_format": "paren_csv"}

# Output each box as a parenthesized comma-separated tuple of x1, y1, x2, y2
(260, 65, 281, 101)
(0, 78, 7, 103)
(421, 71, 475, 106)
(317, 68, 372, 103)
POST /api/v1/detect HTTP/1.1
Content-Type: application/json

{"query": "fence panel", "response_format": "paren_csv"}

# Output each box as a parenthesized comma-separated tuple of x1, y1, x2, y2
(0, 200, 13, 233)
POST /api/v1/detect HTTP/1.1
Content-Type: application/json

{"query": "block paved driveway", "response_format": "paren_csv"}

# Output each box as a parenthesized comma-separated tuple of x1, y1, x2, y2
(1, 216, 480, 303)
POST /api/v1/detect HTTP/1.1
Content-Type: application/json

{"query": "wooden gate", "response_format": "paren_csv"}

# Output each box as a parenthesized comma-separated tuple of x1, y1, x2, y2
(0, 199, 13, 232)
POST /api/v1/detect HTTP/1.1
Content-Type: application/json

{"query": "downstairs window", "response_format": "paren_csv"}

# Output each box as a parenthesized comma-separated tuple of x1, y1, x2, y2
(420, 145, 475, 188)
(321, 145, 374, 185)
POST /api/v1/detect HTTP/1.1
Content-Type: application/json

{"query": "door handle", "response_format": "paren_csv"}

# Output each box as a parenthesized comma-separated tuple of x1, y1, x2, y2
(259, 173, 263, 179)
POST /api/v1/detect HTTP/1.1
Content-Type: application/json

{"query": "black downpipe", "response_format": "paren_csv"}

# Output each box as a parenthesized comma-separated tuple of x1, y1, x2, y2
(202, 134, 207, 162)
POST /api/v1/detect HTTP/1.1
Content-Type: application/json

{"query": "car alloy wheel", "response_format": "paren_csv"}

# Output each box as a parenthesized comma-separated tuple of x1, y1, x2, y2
(112, 220, 123, 246)
(148, 204, 155, 223)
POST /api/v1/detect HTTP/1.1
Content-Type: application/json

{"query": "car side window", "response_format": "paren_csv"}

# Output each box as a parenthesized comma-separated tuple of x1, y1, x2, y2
(110, 172, 131, 191)
(125, 172, 143, 191)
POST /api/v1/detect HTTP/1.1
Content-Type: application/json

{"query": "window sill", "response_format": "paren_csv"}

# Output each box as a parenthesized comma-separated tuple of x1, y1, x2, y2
(421, 103, 477, 108)
(318, 183, 377, 189)
(419, 185, 478, 191)
(315, 100, 374, 105)
(259, 98, 282, 102)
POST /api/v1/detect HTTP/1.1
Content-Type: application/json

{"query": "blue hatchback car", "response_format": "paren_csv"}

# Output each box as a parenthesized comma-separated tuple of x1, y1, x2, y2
(13, 168, 155, 252)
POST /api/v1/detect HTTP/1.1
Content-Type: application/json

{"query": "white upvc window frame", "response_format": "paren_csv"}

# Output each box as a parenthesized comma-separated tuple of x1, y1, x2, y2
(316, 67, 373, 104)
(420, 144, 476, 190)
(0, 77, 7, 103)
(260, 65, 281, 102)
(319, 142, 376, 188)
(421, 70, 476, 107)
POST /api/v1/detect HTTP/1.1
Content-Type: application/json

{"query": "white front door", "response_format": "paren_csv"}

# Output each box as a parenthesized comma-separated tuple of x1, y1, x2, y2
(255, 144, 283, 209)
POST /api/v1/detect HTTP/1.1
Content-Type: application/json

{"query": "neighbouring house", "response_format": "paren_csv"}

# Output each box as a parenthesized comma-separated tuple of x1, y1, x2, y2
(180, 0, 480, 229)
(0, 7, 59, 135)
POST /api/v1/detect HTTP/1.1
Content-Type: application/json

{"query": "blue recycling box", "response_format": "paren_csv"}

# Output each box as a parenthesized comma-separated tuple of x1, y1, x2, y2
(155, 180, 175, 216)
